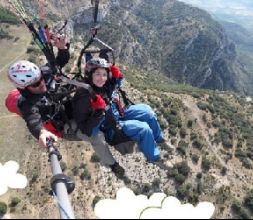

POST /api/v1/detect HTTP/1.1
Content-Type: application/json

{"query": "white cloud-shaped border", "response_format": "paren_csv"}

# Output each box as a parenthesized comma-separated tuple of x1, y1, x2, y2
(0, 161, 28, 196)
(94, 187, 215, 219)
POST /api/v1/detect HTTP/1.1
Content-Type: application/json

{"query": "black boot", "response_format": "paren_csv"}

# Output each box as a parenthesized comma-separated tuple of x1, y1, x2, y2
(109, 162, 125, 179)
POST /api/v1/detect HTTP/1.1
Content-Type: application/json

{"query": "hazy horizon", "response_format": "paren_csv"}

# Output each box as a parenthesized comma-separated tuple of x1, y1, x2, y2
(178, 0, 253, 32)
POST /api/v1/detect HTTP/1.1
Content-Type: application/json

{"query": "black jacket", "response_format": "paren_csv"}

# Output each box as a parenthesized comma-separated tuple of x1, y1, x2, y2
(18, 49, 70, 139)
(72, 86, 107, 137)
(72, 82, 131, 144)
(72, 68, 123, 136)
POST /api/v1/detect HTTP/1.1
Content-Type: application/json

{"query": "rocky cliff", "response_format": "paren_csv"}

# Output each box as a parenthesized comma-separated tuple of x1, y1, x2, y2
(2, 0, 252, 95)
(71, 0, 253, 95)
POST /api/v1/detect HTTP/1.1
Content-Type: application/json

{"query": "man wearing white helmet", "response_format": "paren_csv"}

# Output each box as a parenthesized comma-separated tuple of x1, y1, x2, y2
(5, 36, 70, 148)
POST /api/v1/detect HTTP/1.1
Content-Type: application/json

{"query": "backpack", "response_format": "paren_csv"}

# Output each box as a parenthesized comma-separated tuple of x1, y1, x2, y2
(5, 89, 21, 116)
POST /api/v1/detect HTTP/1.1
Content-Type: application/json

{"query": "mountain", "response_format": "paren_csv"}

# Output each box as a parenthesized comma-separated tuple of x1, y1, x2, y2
(3, 0, 253, 95)
(178, 0, 253, 34)
(73, 0, 253, 95)
(0, 1, 253, 219)
(221, 21, 253, 80)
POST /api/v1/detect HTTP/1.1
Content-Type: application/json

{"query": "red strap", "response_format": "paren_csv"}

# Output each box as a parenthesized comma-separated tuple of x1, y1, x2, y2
(43, 121, 63, 138)
(5, 89, 21, 116)
(115, 99, 124, 117)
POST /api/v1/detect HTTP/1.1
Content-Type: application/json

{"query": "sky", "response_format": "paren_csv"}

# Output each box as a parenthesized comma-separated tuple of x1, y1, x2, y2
(178, 0, 253, 31)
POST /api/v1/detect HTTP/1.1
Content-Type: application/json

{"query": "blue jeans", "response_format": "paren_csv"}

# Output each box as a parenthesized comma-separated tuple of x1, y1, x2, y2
(119, 104, 163, 161)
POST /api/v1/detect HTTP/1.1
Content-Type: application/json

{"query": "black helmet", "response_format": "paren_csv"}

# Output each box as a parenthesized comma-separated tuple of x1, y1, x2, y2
(86, 58, 110, 73)
(85, 58, 111, 85)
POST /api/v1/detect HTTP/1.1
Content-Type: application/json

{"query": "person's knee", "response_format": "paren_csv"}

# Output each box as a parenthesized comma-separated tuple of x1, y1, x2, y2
(139, 104, 156, 120)
(138, 103, 152, 111)
(139, 122, 153, 135)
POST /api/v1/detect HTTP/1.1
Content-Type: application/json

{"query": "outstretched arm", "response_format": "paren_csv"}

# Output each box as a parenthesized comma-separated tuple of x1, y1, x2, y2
(53, 34, 70, 69)
(19, 101, 58, 148)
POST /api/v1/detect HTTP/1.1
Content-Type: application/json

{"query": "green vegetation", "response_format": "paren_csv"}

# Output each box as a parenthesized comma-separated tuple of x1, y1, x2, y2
(72, 166, 79, 176)
(9, 197, 21, 207)
(80, 168, 91, 180)
(180, 128, 187, 138)
(197, 101, 209, 111)
(176, 183, 199, 204)
(207, 95, 253, 168)
(168, 161, 190, 185)
(177, 140, 188, 156)
(90, 153, 100, 163)
(191, 154, 199, 164)
(187, 120, 193, 128)
(124, 66, 210, 97)
(0, 7, 19, 24)
(244, 189, 253, 212)
(231, 200, 251, 219)
(152, 178, 161, 188)
(92, 196, 101, 209)
(0, 27, 12, 40)
(31, 173, 39, 184)
(26, 46, 41, 55)
(60, 161, 67, 172)
(0, 202, 7, 215)
(221, 167, 227, 176)
(192, 138, 204, 150)
(201, 157, 211, 171)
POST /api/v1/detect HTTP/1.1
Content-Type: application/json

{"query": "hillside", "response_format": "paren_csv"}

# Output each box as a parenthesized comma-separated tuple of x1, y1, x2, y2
(1, 33, 253, 218)
(1, 0, 253, 95)
(0, 1, 253, 219)
(221, 21, 253, 92)
(77, 0, 252, 95)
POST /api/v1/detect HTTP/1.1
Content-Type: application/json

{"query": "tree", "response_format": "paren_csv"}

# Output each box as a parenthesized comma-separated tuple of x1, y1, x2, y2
(60, 161, 67, 172)
(244, 190, 253, 212)
(175, 174, 186, 185)
(72, 166, 79, 176)
(31, 173, 38, 184)
(90, 153, 100, 163)
(192, 139, 203, 150)
(80, 169, 91, 180)
(221, 167, 227, 176)
(0, 202, 7, 215)
(201, 158, 211, 171)
(231, 200, 251, 219)
(92, 196, 101, 208)
(176, 161, 190, 177)
(180, 128, 187, 138)
(10, 197, 21, 207)
(187, 120, 193, 128)
(191, 154, 199, 164)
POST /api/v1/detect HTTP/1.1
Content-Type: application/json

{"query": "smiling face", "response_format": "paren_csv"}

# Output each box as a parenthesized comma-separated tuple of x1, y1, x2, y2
(92, 68, 108, 88)
(26, 78, 47, 94)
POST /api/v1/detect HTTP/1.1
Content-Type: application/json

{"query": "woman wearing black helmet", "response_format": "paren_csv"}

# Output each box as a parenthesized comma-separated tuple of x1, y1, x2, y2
(73, 57, 126, 178)
(73, 58, 167, 177)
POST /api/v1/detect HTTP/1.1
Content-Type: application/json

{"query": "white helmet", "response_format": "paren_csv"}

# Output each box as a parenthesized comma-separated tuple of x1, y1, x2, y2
(86, 58, 110, 72)
(8, 60, 41, 89)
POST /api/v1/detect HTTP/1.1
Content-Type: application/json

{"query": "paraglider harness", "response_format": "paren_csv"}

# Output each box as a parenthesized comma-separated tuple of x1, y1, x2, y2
(8, 0, 96, 137)
(8, 0, 134, 144)
(7, 1, 77, 218)
(7, 0, 133, 218)
(72, 1, 134, 145)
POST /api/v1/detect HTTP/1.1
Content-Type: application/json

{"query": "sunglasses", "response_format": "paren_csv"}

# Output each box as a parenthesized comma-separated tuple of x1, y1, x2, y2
(29, 77, 44, 88)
